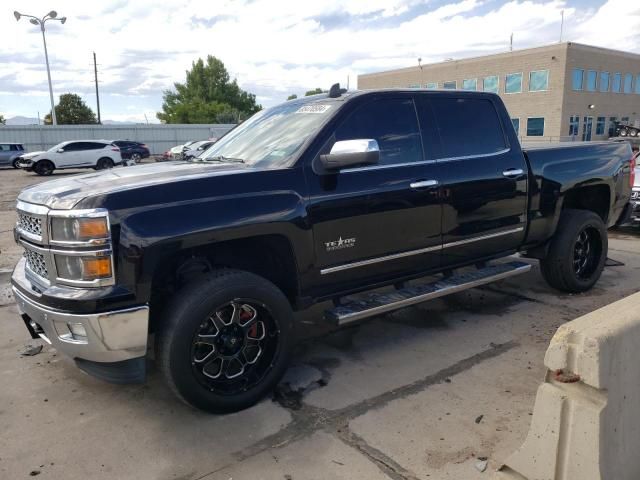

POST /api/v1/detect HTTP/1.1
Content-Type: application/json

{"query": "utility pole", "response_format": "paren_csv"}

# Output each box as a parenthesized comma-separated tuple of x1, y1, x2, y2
(93, 52, 101, 124)
(510, 33, 513, 52)
(559, 10, 564, 43)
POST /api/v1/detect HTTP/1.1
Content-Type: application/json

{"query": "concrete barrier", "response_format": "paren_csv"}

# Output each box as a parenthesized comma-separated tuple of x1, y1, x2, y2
(494, 291, 640, 480)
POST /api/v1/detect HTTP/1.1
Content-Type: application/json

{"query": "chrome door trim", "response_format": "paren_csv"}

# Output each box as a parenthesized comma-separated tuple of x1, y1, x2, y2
(320, 226, 524, 275)
(502, 168, 525, 177)
(410, 180, 439, 189)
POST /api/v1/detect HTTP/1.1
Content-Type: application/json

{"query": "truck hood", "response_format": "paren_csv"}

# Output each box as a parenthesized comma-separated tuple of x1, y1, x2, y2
(18, 161, 250, 209)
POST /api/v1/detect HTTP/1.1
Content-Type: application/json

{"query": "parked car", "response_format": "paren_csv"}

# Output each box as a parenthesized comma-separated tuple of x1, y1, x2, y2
(111, 140, 150, 162)
(0, 143, 26, 168)
(11, 87, 634, 413)
(183, 140, 216, 160)
(15, 150, 46, 168)
(20, 140, 122, 175)
(169, 141, 196, 159)
(631, 150, 640, 223)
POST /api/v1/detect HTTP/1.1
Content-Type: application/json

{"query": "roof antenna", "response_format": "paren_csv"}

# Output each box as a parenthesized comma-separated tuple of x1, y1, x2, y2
(328, 83, 347, 98)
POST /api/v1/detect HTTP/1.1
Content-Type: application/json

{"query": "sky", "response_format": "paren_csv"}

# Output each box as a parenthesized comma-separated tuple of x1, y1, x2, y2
(1, 0, 639, 123)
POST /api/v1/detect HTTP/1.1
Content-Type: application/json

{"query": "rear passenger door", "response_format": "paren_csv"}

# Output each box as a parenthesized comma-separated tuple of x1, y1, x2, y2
(416, 94, 528, 267)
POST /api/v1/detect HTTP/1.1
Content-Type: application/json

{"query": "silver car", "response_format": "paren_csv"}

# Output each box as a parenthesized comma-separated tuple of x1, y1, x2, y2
(0, 143, 25, 168)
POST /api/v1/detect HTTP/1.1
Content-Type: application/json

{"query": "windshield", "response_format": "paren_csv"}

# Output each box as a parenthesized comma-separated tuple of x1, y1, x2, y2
(197, 100, 335, 168)
(48, 142, 67, 152)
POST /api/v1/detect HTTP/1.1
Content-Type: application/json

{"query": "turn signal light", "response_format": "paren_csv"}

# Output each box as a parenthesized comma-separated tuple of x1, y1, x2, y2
(77, 218, 109, 239)
(82, 257, 112, 280)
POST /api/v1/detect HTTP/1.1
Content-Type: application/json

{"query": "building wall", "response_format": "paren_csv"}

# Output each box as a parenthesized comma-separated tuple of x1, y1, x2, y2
(562, 43, 640, 141)
(358, 42, 640, 142)
(0, 124, 235, 154)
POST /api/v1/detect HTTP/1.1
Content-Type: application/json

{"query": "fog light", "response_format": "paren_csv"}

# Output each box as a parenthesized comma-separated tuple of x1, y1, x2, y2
(67, 322, 87, 340)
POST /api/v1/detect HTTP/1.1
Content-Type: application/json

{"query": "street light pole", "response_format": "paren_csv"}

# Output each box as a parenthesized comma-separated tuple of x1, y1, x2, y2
(14, 10, 66, 126)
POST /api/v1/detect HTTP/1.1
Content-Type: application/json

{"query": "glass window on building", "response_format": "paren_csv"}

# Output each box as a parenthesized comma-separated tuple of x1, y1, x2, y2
(612, 73, 622, 93)
(586, 70, 597, 91)
(636, 75, 640, 94)
(511, 118, 520, 136)
(443, 81, 457, 90)
(529, 70, 549, 92)
(572, 69, 584, 90)
(595, 117, 606, 135)
(623, 74, 633, 93)
(608, 117, 618, 137)
(425, 82, 438, 89)
(569, 116, 580, 136)
(408, 84, 420, 88)
(483, 75, 499, 93)
(622, 116, 630, 123)
(527, 117, 545, 137)
(600, 72, 610, 92)
(505, 73, 522, 93)
(462, 78, 477, 91)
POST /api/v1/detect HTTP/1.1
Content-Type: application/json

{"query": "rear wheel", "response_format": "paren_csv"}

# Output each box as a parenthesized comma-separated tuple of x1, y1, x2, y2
(157, 269, 294, 413)
(130, 153, 141, 162)
(95, 157, 114, 170)
(34, 160, 54, 176)
(540, 209, 607, 293)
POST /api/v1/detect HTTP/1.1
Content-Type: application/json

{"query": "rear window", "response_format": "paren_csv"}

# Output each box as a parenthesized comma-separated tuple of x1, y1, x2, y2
(428, 97, 507, 158)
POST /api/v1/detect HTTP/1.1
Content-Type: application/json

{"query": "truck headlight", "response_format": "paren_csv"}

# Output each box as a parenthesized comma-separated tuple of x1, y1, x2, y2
(54, 254, 113, 282)
(50, 216, 109, 243)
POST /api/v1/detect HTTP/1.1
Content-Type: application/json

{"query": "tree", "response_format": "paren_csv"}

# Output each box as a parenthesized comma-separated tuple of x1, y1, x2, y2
(0, 114, 5, 125)
(287, 94, 298, 100)
(305, 88, 327, 96)
(157, 56, 261, 124)
(44, 93, 97, 125)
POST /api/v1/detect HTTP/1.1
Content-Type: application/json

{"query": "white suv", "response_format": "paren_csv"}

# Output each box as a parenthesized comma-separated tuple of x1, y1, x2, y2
(22, 140, 123, 176)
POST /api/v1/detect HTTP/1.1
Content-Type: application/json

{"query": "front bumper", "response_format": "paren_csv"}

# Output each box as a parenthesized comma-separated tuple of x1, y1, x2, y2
(13, 286, 149, 365)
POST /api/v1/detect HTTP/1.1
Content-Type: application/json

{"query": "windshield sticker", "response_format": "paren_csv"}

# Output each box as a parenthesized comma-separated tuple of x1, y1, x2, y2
(295, 104, 332, 114)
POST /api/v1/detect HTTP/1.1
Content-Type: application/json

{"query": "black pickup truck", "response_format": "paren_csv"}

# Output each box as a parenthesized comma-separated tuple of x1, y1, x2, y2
(12, 87, 635, 412)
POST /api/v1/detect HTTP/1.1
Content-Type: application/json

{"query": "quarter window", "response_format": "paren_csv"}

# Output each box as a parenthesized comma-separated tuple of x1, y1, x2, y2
(527, 117, 545, 137)
(462, 78, 477, 91)
(586, 70, 597, 91)
(569, 116, 580, 136)
(596, 117, 606, 135)
(335, 98, 422, 166)
(483, 76, 499, 93)
(612, 73, 622, 93)
(572, 69, 584, 91)
(624, 74, 633, 93)
(442, 81, 457, 90)
(511, 118, 520, 136)
(600, 72, 610, 92)
(529, 70, 549, 92)
(428, 97, 507, 158)
(505, 73, 522, 94)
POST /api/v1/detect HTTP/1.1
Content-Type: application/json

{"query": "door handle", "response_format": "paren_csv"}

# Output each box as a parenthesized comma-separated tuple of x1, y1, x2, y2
(410, 179, 439, 189)
(502, 168, 524, 178)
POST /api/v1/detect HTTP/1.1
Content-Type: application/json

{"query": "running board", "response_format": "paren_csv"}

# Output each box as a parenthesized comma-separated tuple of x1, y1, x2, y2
(325, 261, 531, 326)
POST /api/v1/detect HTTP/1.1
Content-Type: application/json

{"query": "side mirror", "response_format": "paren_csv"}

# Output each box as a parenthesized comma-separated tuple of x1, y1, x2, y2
(319, 139, 380, 171)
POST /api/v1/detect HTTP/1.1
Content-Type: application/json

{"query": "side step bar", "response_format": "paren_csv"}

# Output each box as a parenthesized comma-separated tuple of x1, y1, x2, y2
(325, 261, 531, 326)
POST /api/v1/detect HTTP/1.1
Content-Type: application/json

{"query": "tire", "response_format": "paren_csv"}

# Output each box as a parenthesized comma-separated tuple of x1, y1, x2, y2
(619, 128, 628, 137)
(95, 157, 114, 170)
(156, 269, 294, 413)
(12, 158, 20, 169)
(131, 153, 141, 162)
(33, 160, 54, 176)
(540, 209, 608, 293)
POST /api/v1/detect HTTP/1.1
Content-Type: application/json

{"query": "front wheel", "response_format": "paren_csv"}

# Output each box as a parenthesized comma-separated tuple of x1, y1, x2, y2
(12, 159, 20, 169)
(540, 209, 607, 293)
(34, 160, 54, 176)
(156, 269, 294, 413)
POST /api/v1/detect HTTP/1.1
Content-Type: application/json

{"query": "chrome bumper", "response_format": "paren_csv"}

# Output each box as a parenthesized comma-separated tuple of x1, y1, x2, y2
(13, 287, 149, 363)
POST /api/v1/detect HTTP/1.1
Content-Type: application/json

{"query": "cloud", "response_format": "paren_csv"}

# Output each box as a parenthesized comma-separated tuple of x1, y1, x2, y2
(1, 0, 639, 121)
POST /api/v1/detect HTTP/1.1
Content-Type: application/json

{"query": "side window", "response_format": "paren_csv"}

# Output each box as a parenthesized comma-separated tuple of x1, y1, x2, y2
(429, 97, 507, 158)
(0, 144, 10, 151)
(62, 143, 79, 151)
(334, 98, 422, 166)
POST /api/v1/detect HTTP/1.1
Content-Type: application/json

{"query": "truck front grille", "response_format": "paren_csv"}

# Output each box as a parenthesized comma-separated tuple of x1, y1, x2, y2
(17, 212, 43, 237)
(24, 249, 48, 279)
(632, 191, 640, 201)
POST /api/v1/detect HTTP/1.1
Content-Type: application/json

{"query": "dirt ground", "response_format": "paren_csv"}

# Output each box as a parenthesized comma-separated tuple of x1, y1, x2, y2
(1, 165, 639, 479)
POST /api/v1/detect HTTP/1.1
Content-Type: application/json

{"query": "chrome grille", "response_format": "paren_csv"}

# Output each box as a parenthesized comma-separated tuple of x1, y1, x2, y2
(17, 212, 43, 237)
(632, 191, 640, 201)
(24, 249, 48, 279)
